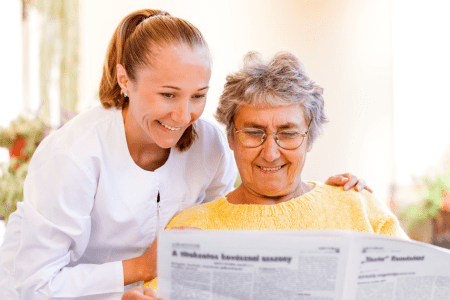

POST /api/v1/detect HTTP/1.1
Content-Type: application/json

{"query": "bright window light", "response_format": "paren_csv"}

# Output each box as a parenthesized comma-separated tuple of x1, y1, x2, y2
(393, 0, 450, 185)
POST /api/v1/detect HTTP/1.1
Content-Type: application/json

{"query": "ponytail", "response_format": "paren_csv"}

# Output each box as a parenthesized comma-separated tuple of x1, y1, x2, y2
(99, 9, 169, 108)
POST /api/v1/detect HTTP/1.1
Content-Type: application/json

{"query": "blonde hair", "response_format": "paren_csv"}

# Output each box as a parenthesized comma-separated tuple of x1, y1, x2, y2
(99, 9, 209, 151)
(215, 51, 328, 149)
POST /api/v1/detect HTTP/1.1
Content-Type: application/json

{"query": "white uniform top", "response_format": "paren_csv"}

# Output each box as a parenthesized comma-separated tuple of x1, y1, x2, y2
(0, 105, 238, 300)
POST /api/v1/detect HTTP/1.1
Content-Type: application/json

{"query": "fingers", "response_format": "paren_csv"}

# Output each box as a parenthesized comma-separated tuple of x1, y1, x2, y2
(325, 173, 374, 194)
(324, 174, 348, 186)
(363, 184, 373, 194)
(328, 173, 353, 187)
(122, 287, 161, 300)
(343, 174, 358, 191)
(343, 175, 373, 194)
(143, 287, 162, 299)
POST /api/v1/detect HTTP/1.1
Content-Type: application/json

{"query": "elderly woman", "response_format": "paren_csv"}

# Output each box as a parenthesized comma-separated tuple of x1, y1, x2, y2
(162, 51, 407, 236)
(123, 51, 407, 299)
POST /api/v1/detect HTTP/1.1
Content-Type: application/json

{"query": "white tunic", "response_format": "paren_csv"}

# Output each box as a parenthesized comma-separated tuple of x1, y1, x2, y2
(0, 105, 238, 299)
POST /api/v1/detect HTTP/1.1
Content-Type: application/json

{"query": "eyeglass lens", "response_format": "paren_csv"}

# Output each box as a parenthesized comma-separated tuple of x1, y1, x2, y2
(237, 128, 305, 149)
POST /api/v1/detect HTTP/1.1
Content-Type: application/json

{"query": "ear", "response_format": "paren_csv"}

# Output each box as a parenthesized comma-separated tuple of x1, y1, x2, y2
(227, 133, 236, 152)
(116, 64, 130, 92)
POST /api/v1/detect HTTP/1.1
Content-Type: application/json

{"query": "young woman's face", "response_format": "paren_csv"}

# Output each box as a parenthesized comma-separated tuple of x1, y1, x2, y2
(120, 44, 211, 149)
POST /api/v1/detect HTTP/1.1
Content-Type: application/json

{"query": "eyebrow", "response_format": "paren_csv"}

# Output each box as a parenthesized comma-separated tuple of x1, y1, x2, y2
(242, 121, 303, 130)
(161, 85, 209, 91)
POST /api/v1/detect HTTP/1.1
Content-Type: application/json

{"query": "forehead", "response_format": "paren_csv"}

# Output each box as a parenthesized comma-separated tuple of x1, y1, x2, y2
(235, 105, 306, 128)
(135, 44, 211, 85)
(150, 44, 211, 70)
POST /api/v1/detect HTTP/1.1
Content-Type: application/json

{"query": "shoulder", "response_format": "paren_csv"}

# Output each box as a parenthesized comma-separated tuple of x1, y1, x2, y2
(30, 105, 122, 172)
(43, 105, 118, 146)
(309, 181, 385, 209)
(167, 197, 227, 229)
(193, 117, 229, 148)
(39, 105, 118, 148)
(309, 182, 407, 238)
(181, 117, 232, 165)
(53, 105, 119, 144)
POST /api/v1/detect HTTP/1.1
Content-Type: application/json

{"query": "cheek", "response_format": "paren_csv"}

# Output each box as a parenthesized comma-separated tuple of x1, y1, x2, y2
(191, 101, 206, 119)
(129, 98, 144, 119)
(129, 94, 149, 114)
(136, 98, 166, 120)
(287, 152, 306, 182)
(238, 149, 259, 180)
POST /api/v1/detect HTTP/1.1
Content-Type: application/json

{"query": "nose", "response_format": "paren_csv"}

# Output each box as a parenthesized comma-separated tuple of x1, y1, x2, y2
(171, 98, 191, 125)
(260, 133, 281, 162)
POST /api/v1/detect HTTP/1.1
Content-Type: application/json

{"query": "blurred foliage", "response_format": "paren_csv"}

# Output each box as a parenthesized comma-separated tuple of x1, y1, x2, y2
(1, 0, 80, 223)
(0, 159, 31, 224)
(0, 116, 43, 223)
(402, 171, 450, 232)
(0, 116, 43, 159)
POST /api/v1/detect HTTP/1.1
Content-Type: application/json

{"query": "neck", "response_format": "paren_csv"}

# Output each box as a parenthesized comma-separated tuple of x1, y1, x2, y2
(122, 106, 170, 171)
(227, 181, 314, 205)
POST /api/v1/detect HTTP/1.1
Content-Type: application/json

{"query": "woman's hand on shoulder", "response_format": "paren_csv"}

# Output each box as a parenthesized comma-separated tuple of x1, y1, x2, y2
(122, 287, 162, 300)
(325, 173, 373, 193)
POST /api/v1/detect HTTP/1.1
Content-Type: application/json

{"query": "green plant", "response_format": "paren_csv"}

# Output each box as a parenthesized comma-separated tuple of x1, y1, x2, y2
(0, 159, 30, 224)
(402, 171, 450, 231)
(0, 116, 43, 223)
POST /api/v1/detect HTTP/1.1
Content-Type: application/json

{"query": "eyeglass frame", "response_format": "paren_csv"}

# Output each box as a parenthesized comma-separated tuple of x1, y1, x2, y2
(232, 119, 312, 150)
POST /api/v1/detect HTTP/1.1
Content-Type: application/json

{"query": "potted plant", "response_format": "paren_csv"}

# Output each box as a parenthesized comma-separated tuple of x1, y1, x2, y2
(402, 171, 450, 247)
(0, 116, 44, 223)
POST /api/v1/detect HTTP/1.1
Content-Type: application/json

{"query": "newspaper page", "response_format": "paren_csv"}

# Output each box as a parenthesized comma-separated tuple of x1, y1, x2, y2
(157, 230, 450, 300)
(158, 230, 352, 300)
(344, 234, 450, 300)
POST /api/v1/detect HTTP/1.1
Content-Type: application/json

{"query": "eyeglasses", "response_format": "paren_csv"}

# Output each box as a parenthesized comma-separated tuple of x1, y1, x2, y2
(233, 120, 311, 150)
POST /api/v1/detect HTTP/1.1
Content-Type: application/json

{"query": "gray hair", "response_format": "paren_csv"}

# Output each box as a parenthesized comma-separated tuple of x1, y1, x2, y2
(215, 51, 328, 149)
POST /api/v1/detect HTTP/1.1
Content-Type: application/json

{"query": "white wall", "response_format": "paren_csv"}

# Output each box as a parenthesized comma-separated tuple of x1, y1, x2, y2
(0, 1, 22, 127)
(0, 0, 23, 164)
(393, 0, 450, 186)
(3, 0, 449, 210)
(79, 0, 394, 202)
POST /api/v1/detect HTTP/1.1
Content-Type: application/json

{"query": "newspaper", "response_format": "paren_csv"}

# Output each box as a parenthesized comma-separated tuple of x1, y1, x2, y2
(157, 230, 450, 300)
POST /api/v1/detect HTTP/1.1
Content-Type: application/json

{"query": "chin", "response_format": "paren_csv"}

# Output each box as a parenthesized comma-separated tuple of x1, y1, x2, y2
(258, 188, 285, 198)
(152, 132, 183, 149)
(258, 183, 284, 192)
(262, 186, 296, 197)
(156, 141, 178, 149)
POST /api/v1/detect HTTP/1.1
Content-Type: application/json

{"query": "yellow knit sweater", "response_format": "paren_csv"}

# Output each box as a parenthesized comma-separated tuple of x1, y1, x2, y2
(144, 182, 408, 289)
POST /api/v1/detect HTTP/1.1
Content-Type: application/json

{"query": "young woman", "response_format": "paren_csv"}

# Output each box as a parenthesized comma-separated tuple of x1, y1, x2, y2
(0, 9, 369, 300)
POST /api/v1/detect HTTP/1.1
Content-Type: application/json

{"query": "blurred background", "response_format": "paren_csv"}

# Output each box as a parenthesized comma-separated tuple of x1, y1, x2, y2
(1, 0, 450, 245)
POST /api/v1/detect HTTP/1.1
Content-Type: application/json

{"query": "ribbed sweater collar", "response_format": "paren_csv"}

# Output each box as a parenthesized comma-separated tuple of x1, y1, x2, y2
(216, 181, 327, 217)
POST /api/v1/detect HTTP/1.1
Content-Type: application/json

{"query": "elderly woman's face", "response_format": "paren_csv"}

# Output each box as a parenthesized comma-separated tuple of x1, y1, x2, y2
(230, 105, 310, 199)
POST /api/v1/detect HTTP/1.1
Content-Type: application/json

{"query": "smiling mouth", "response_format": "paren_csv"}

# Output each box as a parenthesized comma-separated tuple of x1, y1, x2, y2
(158, 120, 181, 131)
(259, 166, 283, 171)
